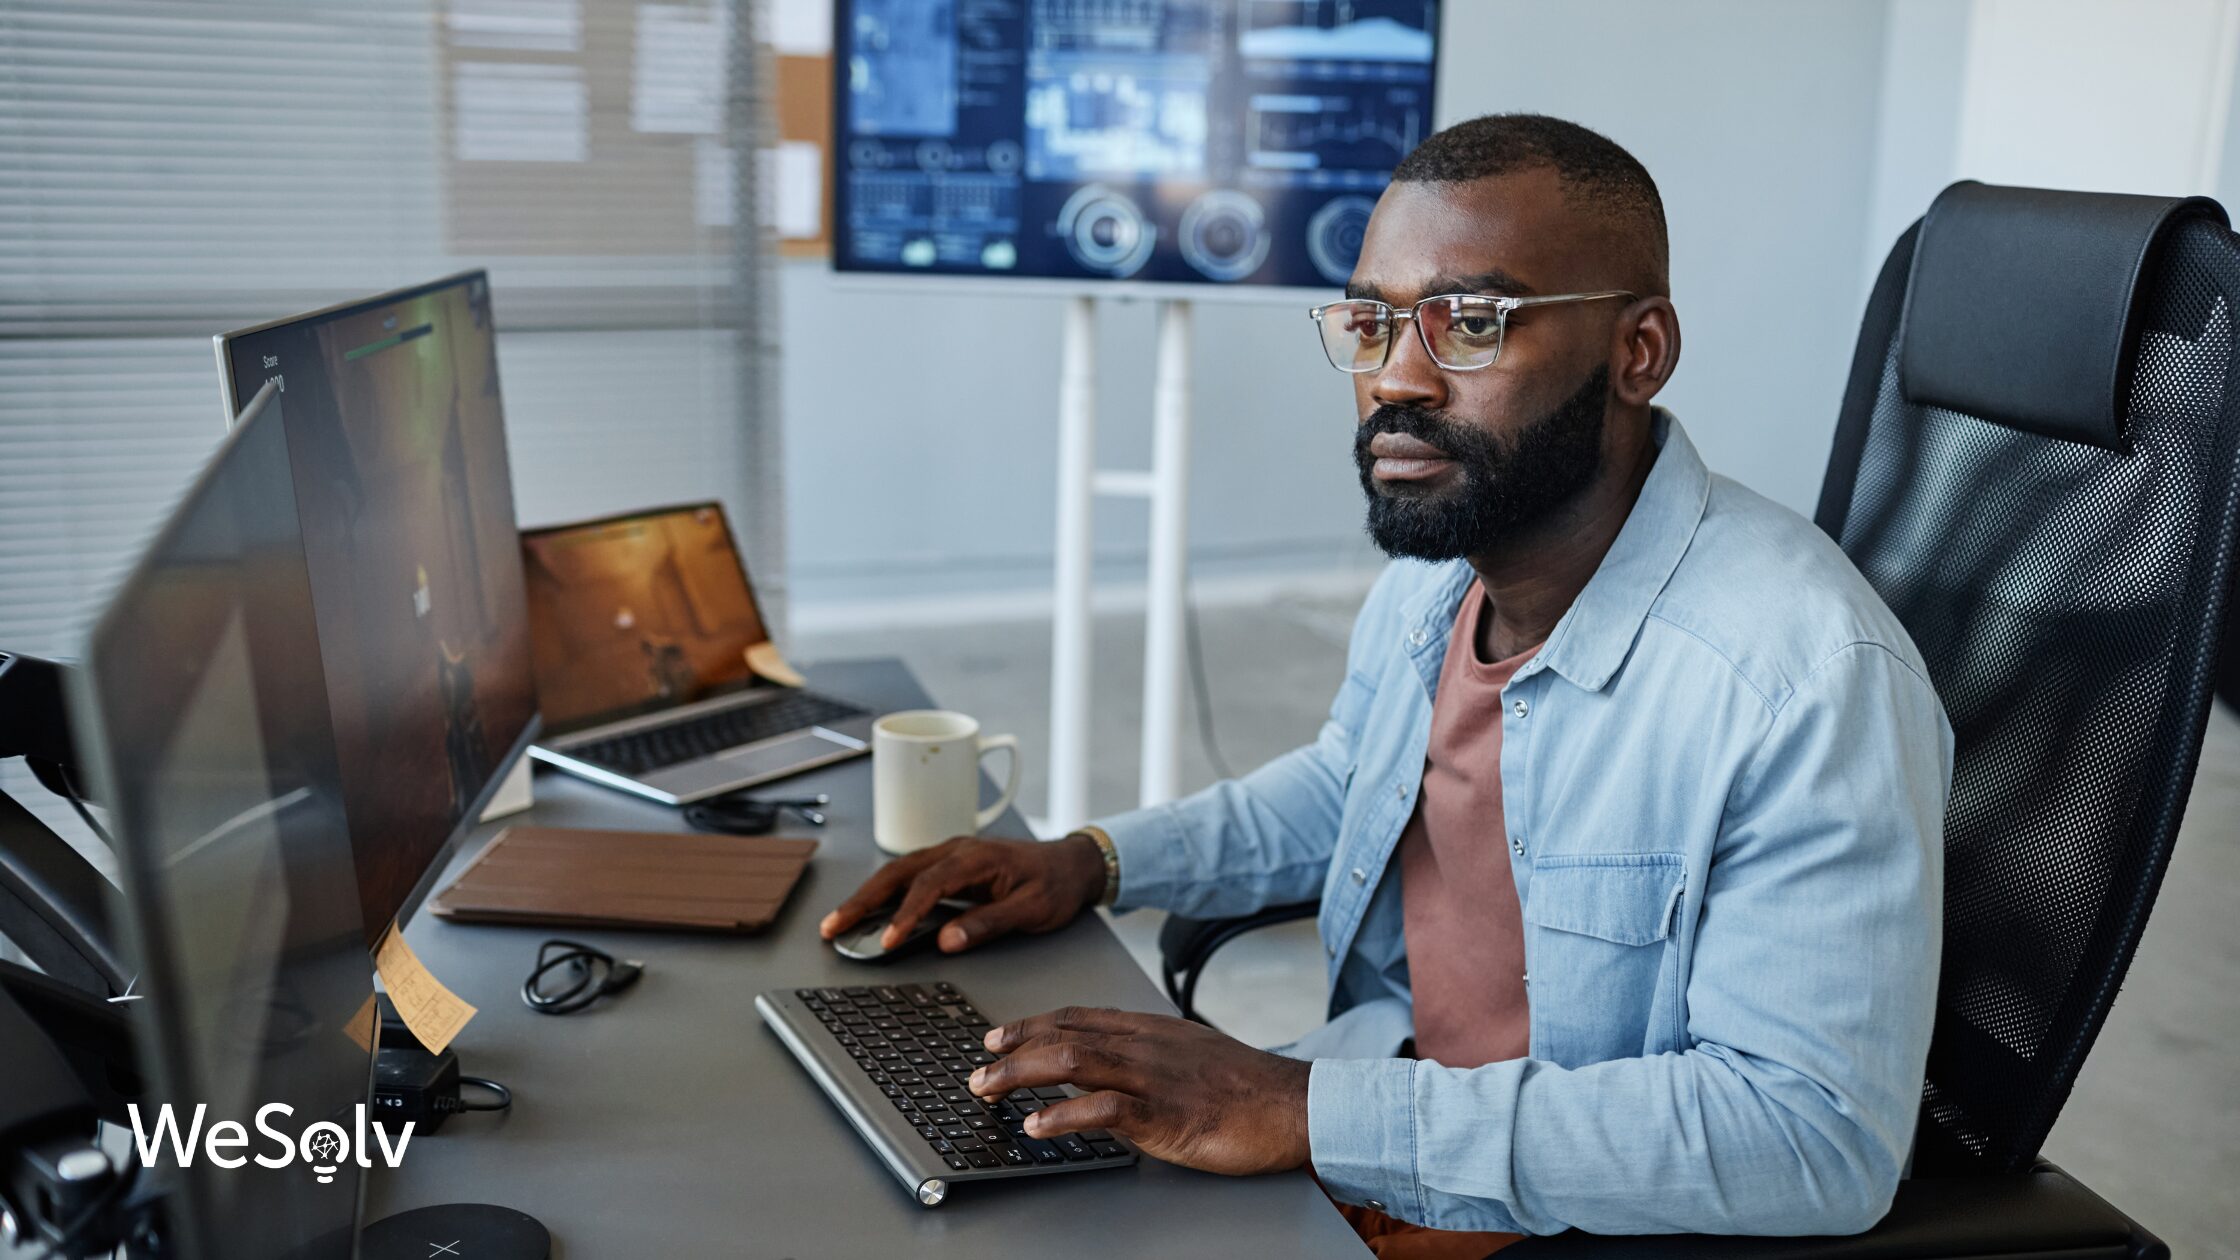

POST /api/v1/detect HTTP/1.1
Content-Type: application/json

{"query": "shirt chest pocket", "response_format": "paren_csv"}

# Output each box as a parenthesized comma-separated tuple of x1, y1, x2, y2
(1524, 855, 1686, 1067)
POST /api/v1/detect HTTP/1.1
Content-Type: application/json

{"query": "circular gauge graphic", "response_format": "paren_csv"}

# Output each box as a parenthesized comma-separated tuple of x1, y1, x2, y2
(986, 139, 1022, 174)
(1306, 195, 1378, 285)
(848, 139, 889, 169)
(1056, 185, 1155, 278)
(1180, 190, 1271, 282)
(915, 139, 952, 173)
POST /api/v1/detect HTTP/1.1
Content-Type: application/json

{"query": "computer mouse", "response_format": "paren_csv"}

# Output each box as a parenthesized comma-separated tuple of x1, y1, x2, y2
(831, 898, 972, 963)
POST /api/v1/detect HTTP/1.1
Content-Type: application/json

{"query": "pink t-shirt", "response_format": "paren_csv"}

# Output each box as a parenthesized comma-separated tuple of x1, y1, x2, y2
(1399, 580, 1535, 1069)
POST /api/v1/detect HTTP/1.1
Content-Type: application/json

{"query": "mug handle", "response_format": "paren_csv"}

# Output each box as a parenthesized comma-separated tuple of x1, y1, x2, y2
(973, 733, 1022, 832)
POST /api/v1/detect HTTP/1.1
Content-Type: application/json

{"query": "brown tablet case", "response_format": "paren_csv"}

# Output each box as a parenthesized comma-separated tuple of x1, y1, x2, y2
(430, 826, 817, 933)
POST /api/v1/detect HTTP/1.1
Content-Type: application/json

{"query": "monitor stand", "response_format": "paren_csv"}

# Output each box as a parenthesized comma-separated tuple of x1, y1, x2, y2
(360, 1204, 549, 1259)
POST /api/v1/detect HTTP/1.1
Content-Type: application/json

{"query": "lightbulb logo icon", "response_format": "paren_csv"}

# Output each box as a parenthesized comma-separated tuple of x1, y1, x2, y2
(299, 1122, 348, 1184)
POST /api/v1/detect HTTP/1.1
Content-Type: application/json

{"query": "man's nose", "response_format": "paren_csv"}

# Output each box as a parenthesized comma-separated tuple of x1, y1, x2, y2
(1370, 319, 1448, 411)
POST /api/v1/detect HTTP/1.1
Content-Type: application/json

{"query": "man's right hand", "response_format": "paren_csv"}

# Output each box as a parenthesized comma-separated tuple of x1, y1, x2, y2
(818, 834, 1107, 955)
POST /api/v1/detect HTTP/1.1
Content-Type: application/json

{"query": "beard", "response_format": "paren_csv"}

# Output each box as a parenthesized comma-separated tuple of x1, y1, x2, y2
(1355, 365, 1611, 561)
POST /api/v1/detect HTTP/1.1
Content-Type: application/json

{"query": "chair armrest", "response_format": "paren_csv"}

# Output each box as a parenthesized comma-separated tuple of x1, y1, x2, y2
(1156, 900, 1320, 1024)
(1498, 1160, 2166, 1260)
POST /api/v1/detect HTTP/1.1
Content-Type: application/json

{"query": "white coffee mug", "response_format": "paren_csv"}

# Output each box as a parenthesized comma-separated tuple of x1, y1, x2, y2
(871, 710, 1022, 855)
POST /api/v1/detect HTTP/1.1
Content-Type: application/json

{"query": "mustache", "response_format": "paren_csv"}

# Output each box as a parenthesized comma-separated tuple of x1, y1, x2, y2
(1356, 404, 1455, 458)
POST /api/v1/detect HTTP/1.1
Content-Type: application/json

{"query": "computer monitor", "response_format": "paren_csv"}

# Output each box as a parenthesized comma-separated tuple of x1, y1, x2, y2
(833, 0, 1441, 290)
(74, 382, 374, 1259)
(214, 272, 541, 946)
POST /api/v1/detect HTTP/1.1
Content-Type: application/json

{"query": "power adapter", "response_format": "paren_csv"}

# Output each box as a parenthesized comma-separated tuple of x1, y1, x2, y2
(372, 997, 513, 1134)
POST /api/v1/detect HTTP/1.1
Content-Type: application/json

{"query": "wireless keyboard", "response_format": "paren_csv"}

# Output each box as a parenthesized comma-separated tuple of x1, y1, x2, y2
(755, 981, 1138, 1206)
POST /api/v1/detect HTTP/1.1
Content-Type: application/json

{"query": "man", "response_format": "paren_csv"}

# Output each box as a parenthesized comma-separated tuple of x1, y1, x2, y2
(821, 114, 1952, 1248)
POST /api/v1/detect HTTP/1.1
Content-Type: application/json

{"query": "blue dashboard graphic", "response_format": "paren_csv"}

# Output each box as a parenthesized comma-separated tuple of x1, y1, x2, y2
(835, 0, 1440, 289)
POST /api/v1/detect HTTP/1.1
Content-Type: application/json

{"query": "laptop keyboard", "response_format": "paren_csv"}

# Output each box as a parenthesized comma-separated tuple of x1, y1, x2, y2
(799, 982, 1134, 1172)
(573, 691, 868, 775)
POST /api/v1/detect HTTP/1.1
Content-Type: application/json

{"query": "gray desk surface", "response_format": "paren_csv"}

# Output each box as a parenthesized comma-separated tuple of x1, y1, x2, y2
(365, 658, 1367, 1258)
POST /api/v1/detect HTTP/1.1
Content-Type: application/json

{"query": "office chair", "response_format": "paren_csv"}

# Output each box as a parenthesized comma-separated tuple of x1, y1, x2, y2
(1167, 181, 2240, 1258)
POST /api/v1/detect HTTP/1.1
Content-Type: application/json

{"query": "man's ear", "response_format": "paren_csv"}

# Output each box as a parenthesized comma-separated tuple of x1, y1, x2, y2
(1610, 297, 1680, 407)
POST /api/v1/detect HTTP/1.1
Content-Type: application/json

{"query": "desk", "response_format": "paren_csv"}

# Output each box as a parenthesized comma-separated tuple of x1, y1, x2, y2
(367, 658, 1368, 1258)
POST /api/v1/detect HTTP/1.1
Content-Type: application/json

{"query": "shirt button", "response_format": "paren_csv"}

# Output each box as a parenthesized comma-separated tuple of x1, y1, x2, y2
(1366, 1200, 1387, 1212)
(1326, 943, 1337, 959)
(1350, 867, 1367, 885)
(1511, 838, 1525, 856)
(1512, 698, 1529, 719)
(1393, 783, 1406, 800)
(1407, 626, 1428, 649)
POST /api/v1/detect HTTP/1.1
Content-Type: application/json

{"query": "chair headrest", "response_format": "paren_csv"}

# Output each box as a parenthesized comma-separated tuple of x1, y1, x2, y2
(1898, 180, 2228, 448)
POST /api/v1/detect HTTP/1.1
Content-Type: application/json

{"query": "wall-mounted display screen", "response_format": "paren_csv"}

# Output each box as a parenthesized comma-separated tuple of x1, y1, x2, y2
(834, 1, 1440, 290)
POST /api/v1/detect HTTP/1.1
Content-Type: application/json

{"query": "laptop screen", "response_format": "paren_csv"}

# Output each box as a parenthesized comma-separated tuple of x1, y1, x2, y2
(520, 502, 773, 735)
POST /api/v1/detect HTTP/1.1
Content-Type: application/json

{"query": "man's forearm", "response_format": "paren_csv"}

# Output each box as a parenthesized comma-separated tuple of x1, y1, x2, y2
(1096, 736, 1349, 918)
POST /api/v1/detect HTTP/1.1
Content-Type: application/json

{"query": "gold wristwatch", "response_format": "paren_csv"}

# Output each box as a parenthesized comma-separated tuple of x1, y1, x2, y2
(1072, 824, 1121, 907)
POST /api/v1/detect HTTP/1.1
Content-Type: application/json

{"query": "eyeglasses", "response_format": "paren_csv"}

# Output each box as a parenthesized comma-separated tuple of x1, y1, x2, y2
(1308, 290, 1636, 373)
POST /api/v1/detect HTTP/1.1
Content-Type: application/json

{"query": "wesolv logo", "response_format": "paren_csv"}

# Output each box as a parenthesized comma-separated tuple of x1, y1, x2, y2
(127, 1104, 413, 1184)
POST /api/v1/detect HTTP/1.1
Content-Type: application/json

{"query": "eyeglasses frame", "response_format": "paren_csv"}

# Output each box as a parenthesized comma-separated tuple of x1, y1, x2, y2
(1307, 290, 1638, 373)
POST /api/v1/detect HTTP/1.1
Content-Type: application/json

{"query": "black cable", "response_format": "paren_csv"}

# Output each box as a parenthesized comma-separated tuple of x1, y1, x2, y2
(55, 762, 111, 849)
(1182, 574, 1238, 781)
(455, 1075, 514, 1113)
(682, 791, 828, 835)
(521, 939, 643, 1016)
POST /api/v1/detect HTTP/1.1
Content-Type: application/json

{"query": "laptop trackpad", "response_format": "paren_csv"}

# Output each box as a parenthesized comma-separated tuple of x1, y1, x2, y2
(716, 730, 857, 779)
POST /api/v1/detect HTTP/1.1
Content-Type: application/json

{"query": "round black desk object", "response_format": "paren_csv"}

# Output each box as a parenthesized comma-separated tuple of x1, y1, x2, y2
(360, 1204, 550, 1259)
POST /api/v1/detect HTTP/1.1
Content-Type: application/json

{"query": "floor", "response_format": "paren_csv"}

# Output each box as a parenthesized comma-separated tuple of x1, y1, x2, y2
(799, 589, 2240, 1257)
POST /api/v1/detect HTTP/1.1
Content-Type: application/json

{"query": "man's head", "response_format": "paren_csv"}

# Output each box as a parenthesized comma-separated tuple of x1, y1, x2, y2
(1344, 114, 1680, 562)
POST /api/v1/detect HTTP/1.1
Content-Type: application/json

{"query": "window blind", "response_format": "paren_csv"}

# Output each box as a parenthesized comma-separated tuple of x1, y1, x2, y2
(0, 0, 785, 858)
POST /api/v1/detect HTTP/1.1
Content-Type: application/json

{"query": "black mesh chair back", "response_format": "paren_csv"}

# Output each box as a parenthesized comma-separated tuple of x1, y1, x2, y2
(1814, 182, 2240, 1174)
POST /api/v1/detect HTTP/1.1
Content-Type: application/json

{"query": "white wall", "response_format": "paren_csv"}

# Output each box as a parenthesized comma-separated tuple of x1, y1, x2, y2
(779, 2, 1903, 618)
(1866, 0, 2240, 294)
(1955, 0, 2240, 196)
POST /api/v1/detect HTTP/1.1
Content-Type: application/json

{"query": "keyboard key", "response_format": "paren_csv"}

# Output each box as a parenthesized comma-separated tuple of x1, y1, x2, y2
(1057, 1135, 1096, 1162)
(999, 1147, 1031, 1166)
(1022, 1139, 1065, 1164)
(945, 1156, 969, 1171)
(1092, 1142, 1126, 1159)
(1032, 1087, 1070, 1101)
(967, 1153, 999, 1169)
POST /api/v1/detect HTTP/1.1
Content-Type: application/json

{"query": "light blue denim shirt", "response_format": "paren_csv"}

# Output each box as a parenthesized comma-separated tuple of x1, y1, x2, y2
(1097, 412, 1953, 1237)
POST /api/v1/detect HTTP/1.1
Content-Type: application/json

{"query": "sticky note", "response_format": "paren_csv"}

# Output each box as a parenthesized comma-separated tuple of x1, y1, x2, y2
(342, 992, 379, 1053)
(373, 926, 478, 1055)
(744, 641, 807, 688)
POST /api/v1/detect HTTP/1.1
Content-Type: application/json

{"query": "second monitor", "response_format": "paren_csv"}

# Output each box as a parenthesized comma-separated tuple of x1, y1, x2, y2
(215, 271, 540, 945)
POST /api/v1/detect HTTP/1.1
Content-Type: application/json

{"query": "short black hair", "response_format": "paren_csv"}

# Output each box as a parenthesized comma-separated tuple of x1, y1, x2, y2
(1392, 113, 1669, 295)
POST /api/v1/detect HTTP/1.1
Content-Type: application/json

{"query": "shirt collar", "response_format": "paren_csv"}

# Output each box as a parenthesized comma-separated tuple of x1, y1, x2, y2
(1397, 409, 1710, 694)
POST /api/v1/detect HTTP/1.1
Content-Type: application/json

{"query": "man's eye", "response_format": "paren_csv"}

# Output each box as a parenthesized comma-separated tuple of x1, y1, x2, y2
(1453, 315, 1499, 338)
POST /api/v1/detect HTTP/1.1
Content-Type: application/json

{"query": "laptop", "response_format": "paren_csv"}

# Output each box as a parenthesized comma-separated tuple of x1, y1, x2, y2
(520, 502, 874, 804)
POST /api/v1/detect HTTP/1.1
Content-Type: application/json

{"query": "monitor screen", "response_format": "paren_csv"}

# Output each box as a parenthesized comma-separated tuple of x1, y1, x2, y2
(78, 384, 373, 1260)
(216, 272, 540, 946)
(520, 503, 772, 736)
(833, 0, 1439, 289)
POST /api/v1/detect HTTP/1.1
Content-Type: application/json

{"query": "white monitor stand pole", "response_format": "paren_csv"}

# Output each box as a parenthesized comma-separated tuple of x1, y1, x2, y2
(1046, 296, 1195, 835)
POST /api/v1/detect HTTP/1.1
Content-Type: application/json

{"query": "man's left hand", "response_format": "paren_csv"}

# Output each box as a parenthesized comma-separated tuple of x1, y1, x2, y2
(967, 1006, 1313, 1175)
